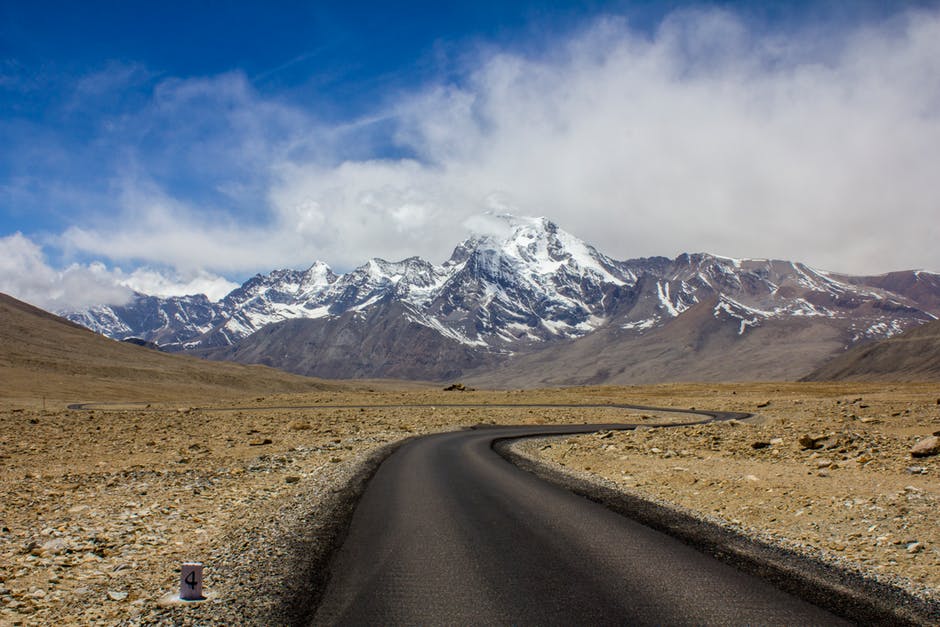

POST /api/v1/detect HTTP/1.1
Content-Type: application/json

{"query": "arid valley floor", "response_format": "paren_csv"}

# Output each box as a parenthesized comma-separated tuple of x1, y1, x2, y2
(1, 382, 938, 624)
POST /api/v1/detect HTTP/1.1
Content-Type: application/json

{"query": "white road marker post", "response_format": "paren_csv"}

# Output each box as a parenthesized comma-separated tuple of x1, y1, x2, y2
(179, 562, 204, 601)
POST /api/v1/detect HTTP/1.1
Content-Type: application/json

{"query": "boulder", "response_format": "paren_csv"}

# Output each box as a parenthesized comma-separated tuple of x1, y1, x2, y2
(910, 435, 940, 458)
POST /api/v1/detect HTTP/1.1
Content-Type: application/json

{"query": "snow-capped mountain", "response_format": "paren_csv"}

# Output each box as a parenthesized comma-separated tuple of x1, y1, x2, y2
(60, 214, 940, 382)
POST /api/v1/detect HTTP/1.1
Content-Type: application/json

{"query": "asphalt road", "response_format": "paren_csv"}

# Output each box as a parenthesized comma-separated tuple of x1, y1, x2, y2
(310, 415, 850, 626)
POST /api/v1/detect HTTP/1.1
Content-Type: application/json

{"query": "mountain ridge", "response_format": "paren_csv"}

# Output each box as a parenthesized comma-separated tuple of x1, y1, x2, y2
(59, 215, 940, 383)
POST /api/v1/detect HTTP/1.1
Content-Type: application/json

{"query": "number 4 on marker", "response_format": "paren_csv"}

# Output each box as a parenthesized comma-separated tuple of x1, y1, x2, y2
(185, 569, 199, 589)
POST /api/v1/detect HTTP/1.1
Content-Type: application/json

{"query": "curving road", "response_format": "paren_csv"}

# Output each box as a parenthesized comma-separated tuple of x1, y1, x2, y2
(311, 413, 849, 626)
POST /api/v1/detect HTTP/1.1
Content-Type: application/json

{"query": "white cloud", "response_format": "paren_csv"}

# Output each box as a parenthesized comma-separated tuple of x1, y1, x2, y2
(0, 232, 237, 310)
(40, 7, 940, 278)
(0, 233, 133, 310)
(116, 268, 238, 302)
(263, 8, 940, 274)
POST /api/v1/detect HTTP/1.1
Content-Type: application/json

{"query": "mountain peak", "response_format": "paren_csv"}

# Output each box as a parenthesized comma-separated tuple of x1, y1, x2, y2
(303, 261, 337, 286)
(453, 213, 626, 285)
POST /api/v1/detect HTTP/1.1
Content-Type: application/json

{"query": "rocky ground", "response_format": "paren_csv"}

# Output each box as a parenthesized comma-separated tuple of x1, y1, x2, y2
(0, 383, 937, 624)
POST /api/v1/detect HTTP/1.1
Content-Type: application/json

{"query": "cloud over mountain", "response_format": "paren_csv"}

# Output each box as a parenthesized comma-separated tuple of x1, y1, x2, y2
(0, 232, 236, 309)
(4, 6, 940, 286)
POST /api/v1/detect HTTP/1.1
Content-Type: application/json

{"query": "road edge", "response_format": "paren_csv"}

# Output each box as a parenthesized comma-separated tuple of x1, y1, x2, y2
(135, 437, 415, 626)
(496, 437, 940, 627)
(277, 437, 416, 626)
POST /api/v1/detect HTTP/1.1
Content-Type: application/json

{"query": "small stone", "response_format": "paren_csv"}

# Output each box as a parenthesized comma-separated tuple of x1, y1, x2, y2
(906, 542, 924, 554)
(108, 590, 128, 601)
(905, 466, 927, 475)
(285, 476, 301, 483)
(751, 441, 771, 449)
(289, 420, 311, 430)
(910, 435, 940, 458)
(249, 438, 273, 446)
(38, 537, 68, 557)
(817, 460, 832, 469)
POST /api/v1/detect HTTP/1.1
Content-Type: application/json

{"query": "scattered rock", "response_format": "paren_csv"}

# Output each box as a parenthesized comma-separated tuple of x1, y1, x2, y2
(284, 476, 301, 484)
(443, 383, 475, 392)
(288, 420, 311, 430)
(798, 434, 823, 450)
(751, 441, 771, 449)
(248, 438, 273, 446)
(910, 435, 940, 458)
(756, 401, 771, 408)
(905, 466, 927, 475)
(107, 590, 128, 601)
(38, 537, 69, 557)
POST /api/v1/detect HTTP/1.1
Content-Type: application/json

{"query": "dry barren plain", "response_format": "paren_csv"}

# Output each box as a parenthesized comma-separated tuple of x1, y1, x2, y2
(1, 382, 938, 624)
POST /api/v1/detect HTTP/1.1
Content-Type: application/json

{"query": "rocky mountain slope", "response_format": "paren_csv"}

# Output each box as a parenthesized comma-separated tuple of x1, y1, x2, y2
(61, 215, 940, 382)
(804, 317, 940, 381)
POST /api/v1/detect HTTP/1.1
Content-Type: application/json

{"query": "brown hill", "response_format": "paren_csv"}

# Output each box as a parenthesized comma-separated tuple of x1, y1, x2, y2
(804, 317, 940, 381)
(0, 293, 336, 406)
(464, 298, 848, 388)
(203, 300, 498, 380)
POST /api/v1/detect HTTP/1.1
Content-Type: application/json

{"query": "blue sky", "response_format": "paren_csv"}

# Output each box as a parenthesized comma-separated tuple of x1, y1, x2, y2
(2, 1, 940, 309)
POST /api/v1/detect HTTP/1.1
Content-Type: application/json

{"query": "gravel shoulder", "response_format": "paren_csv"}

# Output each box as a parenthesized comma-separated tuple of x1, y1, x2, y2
(1, 383, 937, 624)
